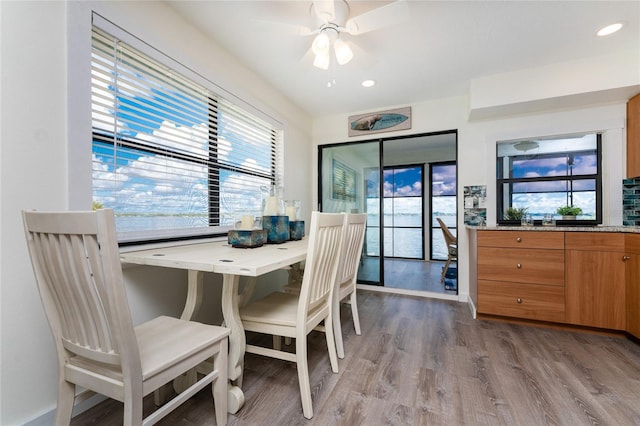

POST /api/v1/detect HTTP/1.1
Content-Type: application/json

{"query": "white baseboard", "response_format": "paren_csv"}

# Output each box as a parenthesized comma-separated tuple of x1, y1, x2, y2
(357, 283, 459, 302)
(24, 392, 107, 426)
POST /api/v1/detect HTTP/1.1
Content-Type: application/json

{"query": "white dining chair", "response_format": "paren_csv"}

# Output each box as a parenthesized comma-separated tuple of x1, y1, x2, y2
(281, 213, 367, 359)
(332, 213, 367, 359)
(22, 209, 230, 426)
(239, 211, 344, 419)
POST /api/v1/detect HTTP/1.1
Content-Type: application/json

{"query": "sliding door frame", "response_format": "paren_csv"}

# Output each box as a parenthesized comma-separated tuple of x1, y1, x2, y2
(318, 129, 458, 291)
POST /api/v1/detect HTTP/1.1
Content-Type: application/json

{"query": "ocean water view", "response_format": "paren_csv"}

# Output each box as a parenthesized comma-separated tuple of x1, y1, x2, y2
(115, 215, 210, 233)
(366, 213, 456, 260)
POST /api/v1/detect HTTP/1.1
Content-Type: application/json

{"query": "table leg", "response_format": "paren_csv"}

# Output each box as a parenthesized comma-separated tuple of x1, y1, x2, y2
(221, 273, 246, 414)
(181, 269, 204, 320)
(237, 276, 257, 308)
(165, 270, 246, 414)
(155, 270, 204, 406)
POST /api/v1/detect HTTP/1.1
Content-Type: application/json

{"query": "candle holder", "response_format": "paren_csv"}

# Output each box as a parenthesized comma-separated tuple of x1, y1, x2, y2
(261, 185, 285, 216)
(289, 220, 305, 240)
(285, 200, 301, 221)
(262, 215, 290, 243)
(234, 211, 261, 231)
(228, 229, 268, 248)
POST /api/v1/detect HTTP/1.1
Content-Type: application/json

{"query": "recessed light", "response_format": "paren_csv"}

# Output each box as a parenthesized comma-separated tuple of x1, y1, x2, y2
(362, 80, 376, 88)
(597, 22, 623, 37)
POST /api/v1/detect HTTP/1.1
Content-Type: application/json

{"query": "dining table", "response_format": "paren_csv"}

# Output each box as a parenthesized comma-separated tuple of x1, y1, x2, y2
(119, 237, 308, 414)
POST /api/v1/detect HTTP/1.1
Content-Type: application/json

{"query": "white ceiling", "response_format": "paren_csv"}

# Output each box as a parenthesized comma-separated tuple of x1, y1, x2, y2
(166, 0, 640, 118)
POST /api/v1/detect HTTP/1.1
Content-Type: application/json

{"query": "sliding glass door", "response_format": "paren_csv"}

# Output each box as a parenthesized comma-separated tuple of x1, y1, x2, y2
(383, 165, 424, 259)
(319, 130, 457, 292)
(431, 161, 457, 260)
(319, 141, 381, 285)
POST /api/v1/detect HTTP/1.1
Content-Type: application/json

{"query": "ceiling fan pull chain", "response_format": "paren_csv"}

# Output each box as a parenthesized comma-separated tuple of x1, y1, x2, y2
(327, 58, 337, 88)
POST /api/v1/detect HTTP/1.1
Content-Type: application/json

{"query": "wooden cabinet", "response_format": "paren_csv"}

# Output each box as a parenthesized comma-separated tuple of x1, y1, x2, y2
(477, 230, 565, 322)
(565, 233, 626, 330)
(475, 230, 638, 335)
(626, 234, 640, 338)
(627, 93, 640, 178)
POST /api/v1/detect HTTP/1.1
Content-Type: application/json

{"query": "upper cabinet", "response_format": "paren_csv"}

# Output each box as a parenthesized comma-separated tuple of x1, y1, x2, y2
(627, 93, 640, 178)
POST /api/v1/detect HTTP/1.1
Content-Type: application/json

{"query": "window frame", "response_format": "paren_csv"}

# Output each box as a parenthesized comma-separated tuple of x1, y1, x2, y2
(430, 161, 457, 261)
(91, 22, 282, 245)
(496, 133, 602, 226)
(382, 164, 424, 260)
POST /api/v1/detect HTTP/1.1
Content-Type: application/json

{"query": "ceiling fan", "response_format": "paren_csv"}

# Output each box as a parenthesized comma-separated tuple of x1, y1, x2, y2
(301, 0, 410, 70)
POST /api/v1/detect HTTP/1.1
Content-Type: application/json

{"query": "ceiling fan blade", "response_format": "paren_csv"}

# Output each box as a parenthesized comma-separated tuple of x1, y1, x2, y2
(312, 0, 337, 23)
(344, 0, 409, 35)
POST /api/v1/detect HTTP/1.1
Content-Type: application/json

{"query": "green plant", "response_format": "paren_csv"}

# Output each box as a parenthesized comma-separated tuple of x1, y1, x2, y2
(504, 207, 528, 220)
(557, 205, 582, 216)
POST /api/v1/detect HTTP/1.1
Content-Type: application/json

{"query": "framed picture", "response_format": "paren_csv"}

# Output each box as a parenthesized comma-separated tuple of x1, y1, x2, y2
(332, 159, 356, 201)
(348, 106, 411, 137)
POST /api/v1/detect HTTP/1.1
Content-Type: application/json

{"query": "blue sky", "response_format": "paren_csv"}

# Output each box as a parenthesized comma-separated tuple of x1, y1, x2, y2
(92, 66, 271, 223)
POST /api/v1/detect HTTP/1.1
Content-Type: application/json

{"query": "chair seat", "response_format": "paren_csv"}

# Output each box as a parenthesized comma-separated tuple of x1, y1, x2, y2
(67, 316, 229, 396)
(137, 316, 229, 381)
(240, 292, 299, 327)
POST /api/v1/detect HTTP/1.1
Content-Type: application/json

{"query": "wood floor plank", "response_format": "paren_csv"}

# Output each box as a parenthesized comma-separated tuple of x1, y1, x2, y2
(70, 291, 640, 426)
(415, 367, 465, 425)
(456, 375, 503, 425)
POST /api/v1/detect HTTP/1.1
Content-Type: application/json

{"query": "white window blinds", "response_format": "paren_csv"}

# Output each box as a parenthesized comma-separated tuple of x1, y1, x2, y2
(91, 26, 282, 242)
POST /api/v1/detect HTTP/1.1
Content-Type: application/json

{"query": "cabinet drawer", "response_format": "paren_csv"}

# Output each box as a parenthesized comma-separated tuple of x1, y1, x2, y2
(478, 247, 564, 286)
(565, 232, 624, 251)
(478, 280, 565, 322)
(478, 230, 564, 249)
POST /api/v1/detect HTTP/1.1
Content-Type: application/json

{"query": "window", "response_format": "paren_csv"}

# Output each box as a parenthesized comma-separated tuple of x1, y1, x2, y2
(496, 133, 602, 225)
(431, 162, 456, 260)
(91, 25, 282, 242)
(383, 165, 423, 259)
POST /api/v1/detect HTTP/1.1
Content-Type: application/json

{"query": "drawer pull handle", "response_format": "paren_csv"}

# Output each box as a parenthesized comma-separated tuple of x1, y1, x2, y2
(623, 255, 630, 261)
(517, 263, 522, 269)
(516, 237, 522, 242)
(517, 298, 523, 304)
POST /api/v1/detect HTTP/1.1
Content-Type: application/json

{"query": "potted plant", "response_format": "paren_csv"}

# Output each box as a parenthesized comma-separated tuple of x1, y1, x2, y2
(504, 207, 528, 221)
(557, 205, 582, 219)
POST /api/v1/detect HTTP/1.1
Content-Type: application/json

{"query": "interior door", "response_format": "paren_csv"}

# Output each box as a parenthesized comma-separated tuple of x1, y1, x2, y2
(319, 141, 381, 285)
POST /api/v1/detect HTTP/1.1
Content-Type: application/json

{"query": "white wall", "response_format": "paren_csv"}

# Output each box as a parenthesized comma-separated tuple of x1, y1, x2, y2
(1, 2, 69, 424)
(1, 1, 312, 424)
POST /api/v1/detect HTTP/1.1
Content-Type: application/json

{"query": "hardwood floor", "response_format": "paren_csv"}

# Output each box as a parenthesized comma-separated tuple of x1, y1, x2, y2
(359, 257, 458, 295)
(384, 258, 457, 294)
(71, 291, 640, 425)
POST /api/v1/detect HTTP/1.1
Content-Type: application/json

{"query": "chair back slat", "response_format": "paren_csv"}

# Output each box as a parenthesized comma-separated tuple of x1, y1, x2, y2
(39, 231, 113, 356)
(298, 212, 344, 317)
(336, 213, 367, 287)
(23, 210, 138, 368)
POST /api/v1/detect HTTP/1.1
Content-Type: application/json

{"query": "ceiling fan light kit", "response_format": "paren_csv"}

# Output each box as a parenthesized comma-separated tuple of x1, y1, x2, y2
(311, 30, 331, 55)
(286, 1, 410, 77)
(313, 51, 330, 70)
(311, 24, 353, 69)
(333, 38, 353, 65)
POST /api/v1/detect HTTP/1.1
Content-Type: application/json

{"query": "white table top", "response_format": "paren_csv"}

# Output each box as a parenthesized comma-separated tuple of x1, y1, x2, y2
(120, 238, 308, 277)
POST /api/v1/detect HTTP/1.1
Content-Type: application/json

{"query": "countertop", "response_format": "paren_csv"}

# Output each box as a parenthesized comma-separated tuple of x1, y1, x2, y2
(466, 225, 640, 233)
